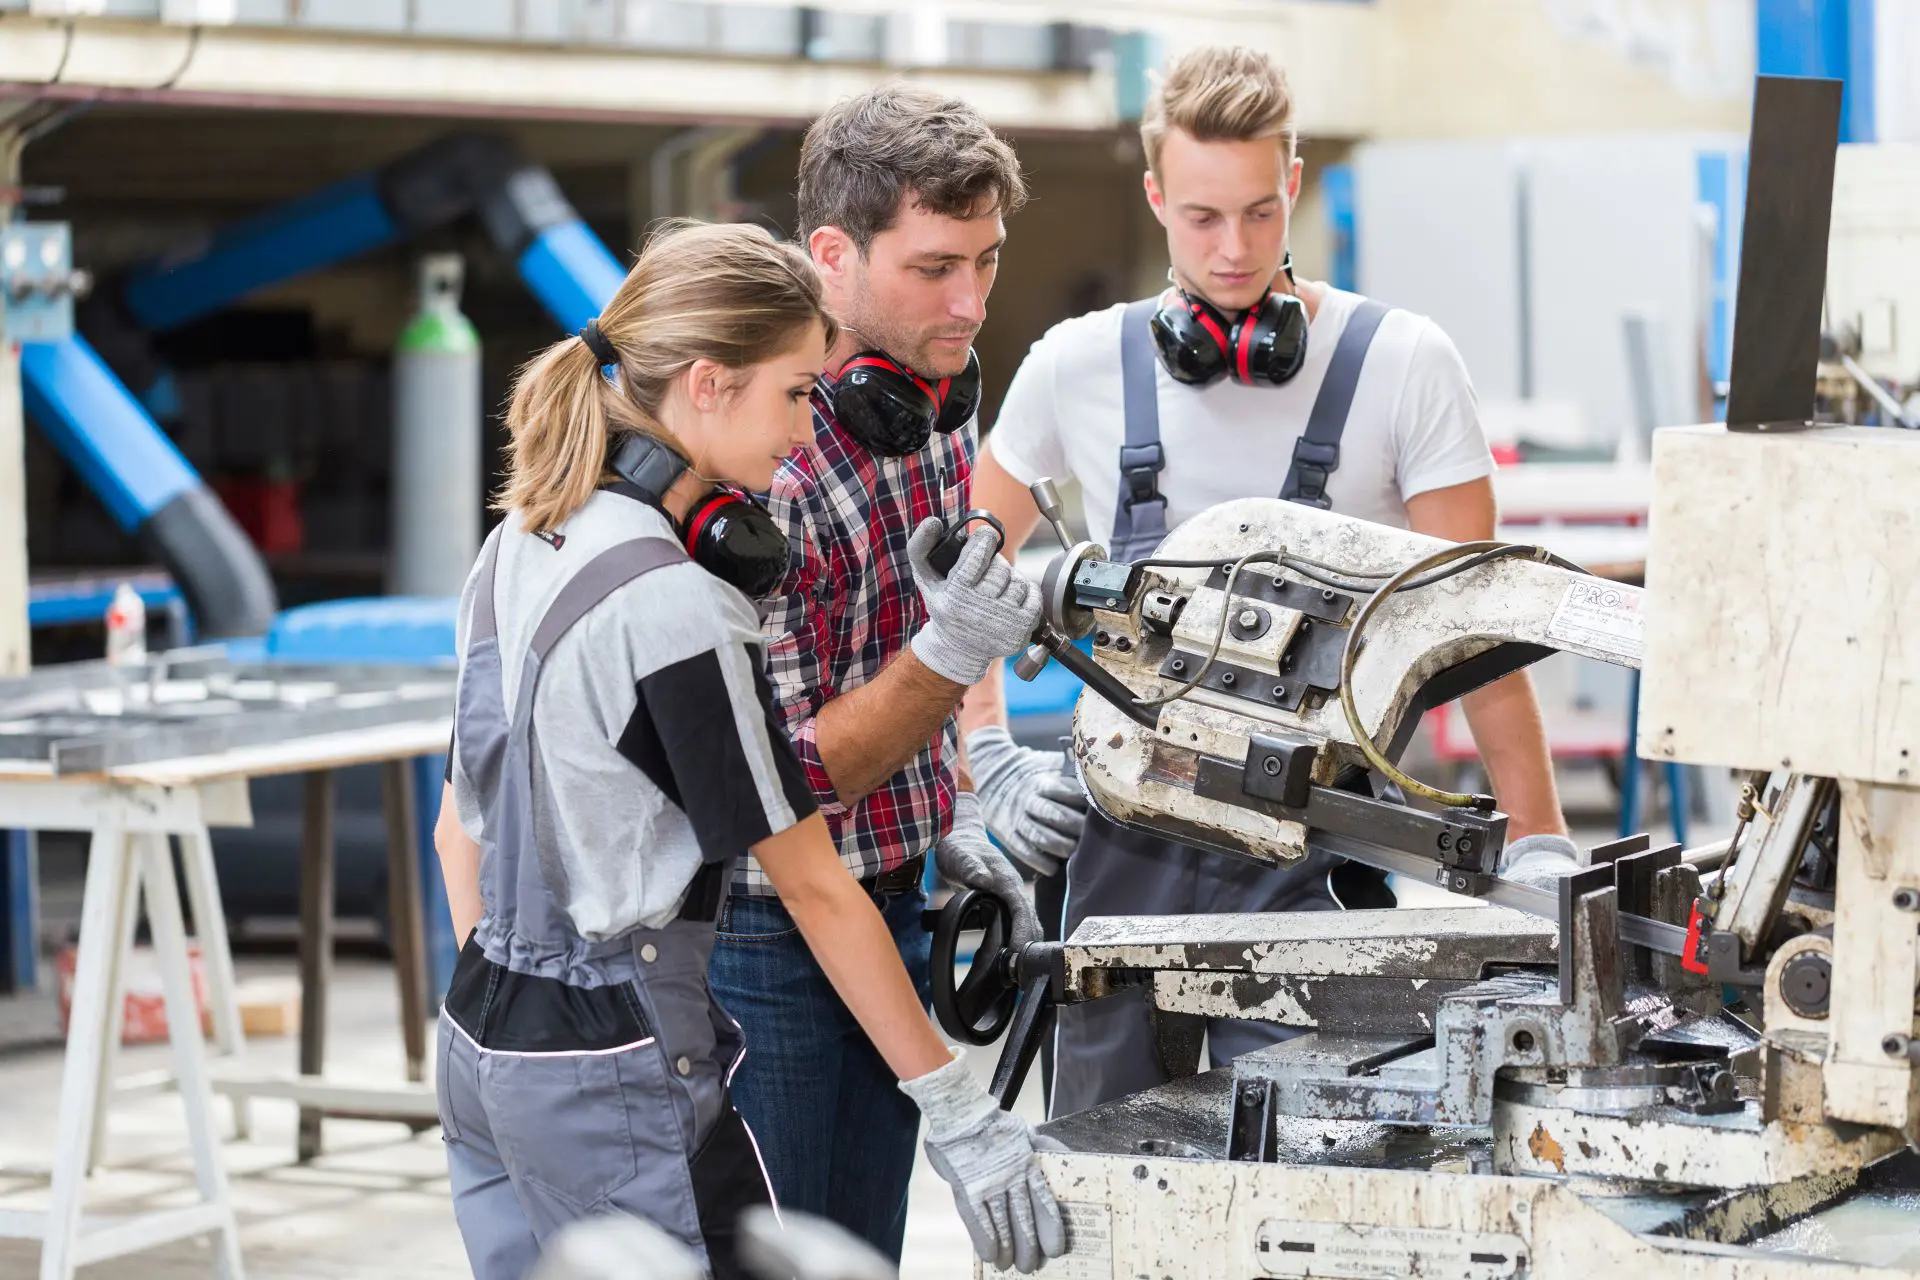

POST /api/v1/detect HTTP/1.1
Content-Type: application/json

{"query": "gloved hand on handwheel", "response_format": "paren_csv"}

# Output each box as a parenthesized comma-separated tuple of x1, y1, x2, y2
(907, 518, 1041, 687)
(966, 726, 1087, 879)
(898, 1051, 1068, 1275)
(934, 792, 1043, 954)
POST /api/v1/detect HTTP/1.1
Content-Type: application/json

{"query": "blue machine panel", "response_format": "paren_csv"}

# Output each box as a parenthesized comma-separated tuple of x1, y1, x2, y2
(1321, 163, 1358, 294)
(1756, 0, 1877, 143)
(20, 335, 200, 529)
(120, 174, 403, 332)
(518, 221, 627, 333)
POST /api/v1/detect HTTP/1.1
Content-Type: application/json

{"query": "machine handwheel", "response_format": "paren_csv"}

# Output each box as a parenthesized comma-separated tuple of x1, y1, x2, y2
(929, 889, 1021, 1046)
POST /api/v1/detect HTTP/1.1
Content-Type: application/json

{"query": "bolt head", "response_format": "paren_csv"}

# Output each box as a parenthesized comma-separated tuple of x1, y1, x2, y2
(1437, 832, 1453, 849)
(1262, 756, 1282, 777)
(1220, 671, 1236, 686)
(1896, 888, 1920, 912)
(1456, 837, 1474, 856)
(1271, 684, 1286, 700)
(1170, 658, 1186, 673)
(1452, 874, 1470, 890)
(1238, 609, 1260, 628)
(1321, 589, 1336, 601)
(1885, 1034, 1909, 1058)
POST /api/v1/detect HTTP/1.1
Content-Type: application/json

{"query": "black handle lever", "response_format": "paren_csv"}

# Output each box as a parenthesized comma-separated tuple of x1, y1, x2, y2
(927, 509, 1008, 577)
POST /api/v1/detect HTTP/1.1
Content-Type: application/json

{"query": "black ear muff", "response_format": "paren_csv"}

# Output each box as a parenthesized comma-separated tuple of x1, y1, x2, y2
(1230, 292, 1310, 386)
(680, 487, 790, 599)
(1148, 295, 1234, 386)
(1148, 288, 1311, 388)
(830, 348, 982, 456)
(607, 432, 790, 598)
(932, 348, 982, 435)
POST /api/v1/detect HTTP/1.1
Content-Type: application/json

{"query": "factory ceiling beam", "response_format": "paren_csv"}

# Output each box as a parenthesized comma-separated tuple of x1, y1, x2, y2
(0, 15, 1120, 136)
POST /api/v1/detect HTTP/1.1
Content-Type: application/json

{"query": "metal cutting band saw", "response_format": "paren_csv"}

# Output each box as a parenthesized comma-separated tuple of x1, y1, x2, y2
(927, 76, 1920, 1279)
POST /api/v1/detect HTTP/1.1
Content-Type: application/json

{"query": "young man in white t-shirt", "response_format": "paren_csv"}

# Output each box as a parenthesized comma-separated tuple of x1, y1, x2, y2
(959, 45, 1575, 1118)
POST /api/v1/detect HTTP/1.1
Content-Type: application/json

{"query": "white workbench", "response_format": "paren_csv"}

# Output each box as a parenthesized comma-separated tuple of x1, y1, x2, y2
(0, 716, 450, 1280)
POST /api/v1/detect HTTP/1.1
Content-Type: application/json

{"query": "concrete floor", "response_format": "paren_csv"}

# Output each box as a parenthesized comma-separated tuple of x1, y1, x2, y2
(0, 953, 1017, 1279)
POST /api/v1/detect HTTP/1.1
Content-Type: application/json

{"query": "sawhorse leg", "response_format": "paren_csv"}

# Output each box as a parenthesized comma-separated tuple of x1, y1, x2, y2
(40, 828, 242, 1280)
(85, 841, 143, 1173)
(179, 826, 252, 1139)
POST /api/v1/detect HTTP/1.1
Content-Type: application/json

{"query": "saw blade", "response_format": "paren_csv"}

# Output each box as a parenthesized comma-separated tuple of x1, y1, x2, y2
(1310, 830, 1691, 956)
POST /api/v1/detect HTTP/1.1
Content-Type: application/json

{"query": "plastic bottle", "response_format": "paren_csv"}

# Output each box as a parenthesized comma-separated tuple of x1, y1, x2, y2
(105, 583, 147, 666)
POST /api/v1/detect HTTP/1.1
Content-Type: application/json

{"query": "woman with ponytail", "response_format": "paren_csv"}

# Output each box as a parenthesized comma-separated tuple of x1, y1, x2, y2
(431, 221, 1062, 1278)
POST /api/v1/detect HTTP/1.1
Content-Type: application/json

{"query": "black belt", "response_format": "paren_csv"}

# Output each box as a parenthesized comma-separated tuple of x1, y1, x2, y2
(861, 854, 926, 898)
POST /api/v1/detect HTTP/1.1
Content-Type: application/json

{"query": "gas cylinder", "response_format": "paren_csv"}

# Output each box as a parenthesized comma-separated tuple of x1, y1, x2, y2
(390, 254, 482, 597)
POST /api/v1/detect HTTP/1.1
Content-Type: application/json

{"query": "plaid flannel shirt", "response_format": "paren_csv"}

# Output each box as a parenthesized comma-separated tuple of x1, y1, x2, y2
(733, 382, 974, 895)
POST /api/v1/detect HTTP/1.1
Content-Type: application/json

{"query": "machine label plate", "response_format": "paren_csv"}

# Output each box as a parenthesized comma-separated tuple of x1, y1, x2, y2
(1255, 1220, 1527, 1278)
(1546, 581, 1643, 661)
(987, 1202, 1113, 1279)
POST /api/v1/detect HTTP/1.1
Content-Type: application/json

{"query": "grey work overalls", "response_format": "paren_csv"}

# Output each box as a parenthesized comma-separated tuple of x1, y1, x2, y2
(1049, 295, 1399, 1120)
(436, 529, 769, 1280)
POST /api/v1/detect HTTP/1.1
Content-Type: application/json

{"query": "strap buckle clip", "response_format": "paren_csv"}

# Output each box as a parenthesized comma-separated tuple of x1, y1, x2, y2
(1119, 441, 1165, 505)
(1286, 438, 1339, 509)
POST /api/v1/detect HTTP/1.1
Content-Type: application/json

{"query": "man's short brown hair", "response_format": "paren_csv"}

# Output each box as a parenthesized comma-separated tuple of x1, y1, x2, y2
(1140, 46, 1297, 176)
(797, 82, 1027, 250)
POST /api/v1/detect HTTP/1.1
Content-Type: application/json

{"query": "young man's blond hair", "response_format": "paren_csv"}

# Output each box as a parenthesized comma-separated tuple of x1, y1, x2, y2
(1139, 45, 1297, 175)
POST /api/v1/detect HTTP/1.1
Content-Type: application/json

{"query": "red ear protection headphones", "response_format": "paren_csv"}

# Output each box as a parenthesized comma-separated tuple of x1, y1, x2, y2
(1147, 255, 1309, 388)
(606, 433, 790, 599)
(829, 348, 982, 457)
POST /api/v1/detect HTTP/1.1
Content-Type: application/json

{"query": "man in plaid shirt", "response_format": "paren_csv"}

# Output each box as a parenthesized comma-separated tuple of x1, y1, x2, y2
(708, 86, 1044, 1262)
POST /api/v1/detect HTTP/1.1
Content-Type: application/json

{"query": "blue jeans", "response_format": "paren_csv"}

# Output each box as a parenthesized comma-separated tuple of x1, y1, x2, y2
(708, 885, 932, 1263)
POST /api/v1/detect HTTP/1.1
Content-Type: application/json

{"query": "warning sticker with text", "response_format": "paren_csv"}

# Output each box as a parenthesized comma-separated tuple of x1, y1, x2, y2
(1546, 581, 1644, 661)
(987, 1202, 1114, 1280)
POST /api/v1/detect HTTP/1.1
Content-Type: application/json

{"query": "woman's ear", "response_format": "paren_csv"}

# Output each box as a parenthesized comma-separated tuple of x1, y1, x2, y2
(686, 358, 726, 414)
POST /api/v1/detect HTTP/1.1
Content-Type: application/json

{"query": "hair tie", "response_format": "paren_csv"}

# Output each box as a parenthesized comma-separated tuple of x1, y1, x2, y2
(580, 320, 619, 366)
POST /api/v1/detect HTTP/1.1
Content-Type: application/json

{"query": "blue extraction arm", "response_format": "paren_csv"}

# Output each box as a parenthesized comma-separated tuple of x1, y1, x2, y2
(30, 133, 626, 637)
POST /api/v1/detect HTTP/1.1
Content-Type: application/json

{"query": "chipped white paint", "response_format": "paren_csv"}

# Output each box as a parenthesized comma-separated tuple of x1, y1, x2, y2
(1639, 425, 1920, 785)
(1062, 908, 1558, 1003)
(1824, 780, 1920, 1134)
(988, 1148, 1907, 1279)
(1492, 1099, 1903, 1188)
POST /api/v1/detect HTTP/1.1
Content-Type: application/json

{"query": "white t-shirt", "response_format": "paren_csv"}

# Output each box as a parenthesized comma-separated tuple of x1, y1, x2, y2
(988, 287, 1494, 542)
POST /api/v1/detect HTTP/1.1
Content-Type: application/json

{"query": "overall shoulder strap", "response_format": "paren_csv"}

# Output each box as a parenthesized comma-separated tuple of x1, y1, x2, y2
(1112, 297, 1169, 559)
(527, 537, 690, 665)
(1280, 298, 1391, 510)
(469, 524, 506, 643)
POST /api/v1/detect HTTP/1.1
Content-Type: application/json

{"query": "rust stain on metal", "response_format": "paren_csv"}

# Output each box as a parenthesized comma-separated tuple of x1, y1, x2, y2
(1527, 1122, 1567, 1173)
(1108, 732, 1125, 749)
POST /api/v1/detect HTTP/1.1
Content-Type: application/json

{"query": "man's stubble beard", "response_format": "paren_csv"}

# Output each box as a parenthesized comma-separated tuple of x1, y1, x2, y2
(839, 280, 972, 380)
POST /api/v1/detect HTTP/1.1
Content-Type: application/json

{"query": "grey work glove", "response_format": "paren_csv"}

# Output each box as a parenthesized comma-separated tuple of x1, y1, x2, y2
(967, 725, 1087, 879)
(736, 1205, 895, 1280)
(899, 1051, 1068, 1274)
(907, 517, 1041, 687)
(936, 792, 1043, 953)
(528, 1215, 702, 1280)
(1498, 833, 1585, 891)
